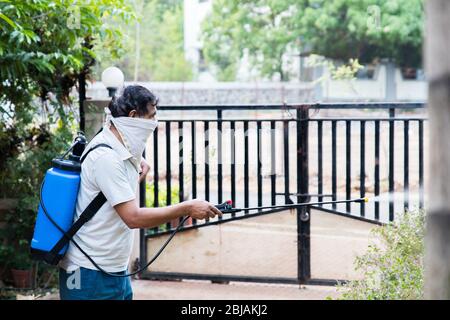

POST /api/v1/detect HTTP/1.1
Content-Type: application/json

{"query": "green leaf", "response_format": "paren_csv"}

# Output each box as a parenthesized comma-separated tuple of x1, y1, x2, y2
(0, 12, 16, 28)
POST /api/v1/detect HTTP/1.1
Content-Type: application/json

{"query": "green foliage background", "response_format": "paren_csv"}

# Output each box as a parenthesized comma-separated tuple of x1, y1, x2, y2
(95, 0, 193, 82)
(202, 0, 424, 81)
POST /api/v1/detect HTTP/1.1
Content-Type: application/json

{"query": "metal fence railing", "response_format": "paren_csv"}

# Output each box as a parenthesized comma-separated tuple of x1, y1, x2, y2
(139, 102, 426, 285)
(308, 103, 426, 223)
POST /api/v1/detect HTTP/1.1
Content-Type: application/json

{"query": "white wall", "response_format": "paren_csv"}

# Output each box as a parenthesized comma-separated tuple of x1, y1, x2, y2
(396, 70, 428, 101)
(320, 64, 427, 101)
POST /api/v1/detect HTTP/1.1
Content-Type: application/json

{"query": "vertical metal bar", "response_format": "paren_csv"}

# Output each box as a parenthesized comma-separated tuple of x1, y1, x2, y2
(283, 120, 291, 204)
(178, 121, 184, 225)
(217, 110, 223, 208)
(230, 121, 236, 212)
(419, 120, 424, 209)
(244, 121, 249, 214)
(270, 120, 276, 206)
(297, 106, 310, 284)
(389, 108, 395, 221)
(404, 120, 409, 210)
(166, 122, 171, 230)
(257, 121, 262, 207)
(152, 127, 159, 233)
(153, 127, 159, 208)
(345, 121, 351, 213)
(139, 150, 147, 270)
(360, 120, 366, 217)
(317, 121, 323, 205)
(204, 121, 210, 222)
(205, 121, 210, 204)
(331, 121, 337, 210)
(374, 120, 380, 221)
(191, 121, 197, 225)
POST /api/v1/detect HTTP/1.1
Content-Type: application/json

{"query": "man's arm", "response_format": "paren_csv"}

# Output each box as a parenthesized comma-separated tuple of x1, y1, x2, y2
(114, 199, 223, 229)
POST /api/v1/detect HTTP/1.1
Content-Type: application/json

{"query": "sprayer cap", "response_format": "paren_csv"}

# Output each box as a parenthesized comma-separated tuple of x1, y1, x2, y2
(226, 200, 233, 205)
(52, 158, 81, 172)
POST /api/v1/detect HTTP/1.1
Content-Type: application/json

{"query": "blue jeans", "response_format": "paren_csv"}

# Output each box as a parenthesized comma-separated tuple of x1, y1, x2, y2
(59, 267, 133, 300)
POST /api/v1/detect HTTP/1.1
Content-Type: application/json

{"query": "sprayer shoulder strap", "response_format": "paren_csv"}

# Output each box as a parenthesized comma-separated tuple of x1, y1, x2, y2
(80, 142, 112, 164)
(45, 143, 112, 265)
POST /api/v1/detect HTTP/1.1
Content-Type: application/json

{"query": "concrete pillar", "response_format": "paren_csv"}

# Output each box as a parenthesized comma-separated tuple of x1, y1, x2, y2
(384, 60, 397, 101)
(313, 65, 324, 101)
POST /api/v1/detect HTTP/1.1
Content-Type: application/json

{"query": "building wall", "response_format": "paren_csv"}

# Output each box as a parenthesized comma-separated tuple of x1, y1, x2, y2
(87, 74, 426, 104)
(86, 81, 315, 105)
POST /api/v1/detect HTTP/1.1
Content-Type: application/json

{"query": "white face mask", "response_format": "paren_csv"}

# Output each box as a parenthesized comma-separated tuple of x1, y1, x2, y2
(104, 108, 158, 163)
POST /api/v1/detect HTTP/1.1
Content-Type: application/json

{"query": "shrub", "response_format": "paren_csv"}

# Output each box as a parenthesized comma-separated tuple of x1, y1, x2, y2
(145, 182, 181, 208)
(145, 182, 181, 233)
(338, 208, 425, 300)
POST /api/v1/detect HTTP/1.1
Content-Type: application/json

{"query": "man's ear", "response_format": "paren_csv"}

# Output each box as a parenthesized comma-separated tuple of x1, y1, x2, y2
(128, 110, 137, 117)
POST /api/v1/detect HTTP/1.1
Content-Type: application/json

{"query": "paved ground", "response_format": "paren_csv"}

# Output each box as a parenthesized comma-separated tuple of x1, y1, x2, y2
(132, 279, 340, 300)
(32, 279, 340, 300)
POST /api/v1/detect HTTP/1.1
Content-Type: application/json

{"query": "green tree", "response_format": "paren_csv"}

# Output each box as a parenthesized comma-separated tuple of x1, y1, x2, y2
(96, 0, 193, 82)
(0, 0, 134, 125)
(201, 0, 424, 81)
(0, 0, 134, 285)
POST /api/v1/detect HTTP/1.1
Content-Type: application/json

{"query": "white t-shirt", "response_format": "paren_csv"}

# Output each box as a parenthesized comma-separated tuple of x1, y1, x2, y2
(59, 125, 139, 272)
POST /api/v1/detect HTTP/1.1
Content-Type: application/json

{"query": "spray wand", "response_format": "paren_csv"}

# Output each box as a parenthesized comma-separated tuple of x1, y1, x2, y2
(214, 197, 369, 214)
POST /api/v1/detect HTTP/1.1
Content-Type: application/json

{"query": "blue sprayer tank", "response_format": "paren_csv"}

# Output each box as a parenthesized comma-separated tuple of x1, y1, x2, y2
(30, 133, 86, 262)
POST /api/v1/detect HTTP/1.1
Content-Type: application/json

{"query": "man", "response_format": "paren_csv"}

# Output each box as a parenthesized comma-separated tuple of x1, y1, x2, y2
(59, 85, 222, 300)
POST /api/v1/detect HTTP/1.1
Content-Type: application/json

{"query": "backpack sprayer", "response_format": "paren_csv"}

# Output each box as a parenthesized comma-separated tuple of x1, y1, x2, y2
(30, 133, 369, 278)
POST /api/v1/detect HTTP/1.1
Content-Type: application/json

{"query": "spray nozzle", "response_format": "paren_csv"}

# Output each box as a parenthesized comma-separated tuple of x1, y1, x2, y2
(354, 197, 369, 203)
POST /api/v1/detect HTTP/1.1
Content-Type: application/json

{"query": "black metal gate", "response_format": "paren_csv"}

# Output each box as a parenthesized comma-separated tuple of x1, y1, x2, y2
(139, 102, 426, 285)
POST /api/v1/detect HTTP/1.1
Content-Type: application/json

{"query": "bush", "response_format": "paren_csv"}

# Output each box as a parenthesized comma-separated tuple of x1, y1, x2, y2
(145, 182, 181, 208)
(338, 208, 425, 300)
(145, 182, 181, 233)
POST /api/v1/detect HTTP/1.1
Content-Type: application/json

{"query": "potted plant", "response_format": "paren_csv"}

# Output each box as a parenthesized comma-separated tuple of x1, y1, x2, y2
(0, 240, 14, 285)
(10, 244, 34, 289)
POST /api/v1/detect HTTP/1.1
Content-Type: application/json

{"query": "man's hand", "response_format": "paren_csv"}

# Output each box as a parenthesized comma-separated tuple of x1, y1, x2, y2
(139, 158, 150, 182)
(115, 198, 223, 229)
(185, 199, 223, 220)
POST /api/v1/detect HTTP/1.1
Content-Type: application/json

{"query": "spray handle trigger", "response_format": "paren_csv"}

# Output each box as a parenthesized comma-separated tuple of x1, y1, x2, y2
(215, 200, 234, 212)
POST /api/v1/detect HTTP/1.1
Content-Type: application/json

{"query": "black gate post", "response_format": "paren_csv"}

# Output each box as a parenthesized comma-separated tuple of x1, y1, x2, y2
(297, 106, 310, 284)
(78, 72, 86, 133)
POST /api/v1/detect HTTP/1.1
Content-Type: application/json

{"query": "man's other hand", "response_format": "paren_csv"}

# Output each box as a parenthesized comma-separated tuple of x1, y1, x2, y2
(139, 158, 150, 182)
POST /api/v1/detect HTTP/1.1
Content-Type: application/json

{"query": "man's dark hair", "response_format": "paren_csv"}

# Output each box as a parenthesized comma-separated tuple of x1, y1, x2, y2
(108, 85, 159, 117)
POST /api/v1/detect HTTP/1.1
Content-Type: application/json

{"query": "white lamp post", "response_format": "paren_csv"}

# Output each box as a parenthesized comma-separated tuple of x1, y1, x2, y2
(101, 66, 124, 97)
